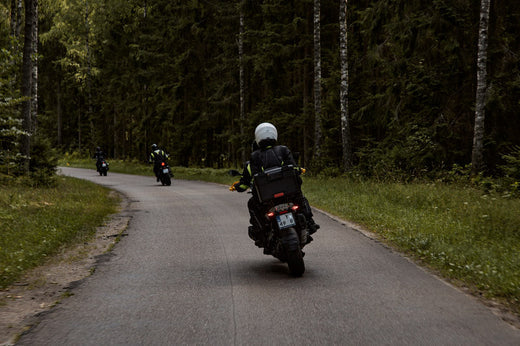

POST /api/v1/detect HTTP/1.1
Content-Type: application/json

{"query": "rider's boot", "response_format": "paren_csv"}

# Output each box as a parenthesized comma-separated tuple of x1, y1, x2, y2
(248, 225, 265, 247)
(307, 218, 320, 235)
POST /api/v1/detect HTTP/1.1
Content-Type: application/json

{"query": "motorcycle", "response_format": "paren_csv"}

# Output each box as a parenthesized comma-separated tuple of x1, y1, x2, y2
(157, 161, 173, 186)
(230, 165, 310, 277)
(97, 159, 109, 176)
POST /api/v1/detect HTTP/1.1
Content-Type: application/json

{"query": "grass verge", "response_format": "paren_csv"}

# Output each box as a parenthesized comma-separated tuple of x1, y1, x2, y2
(0, 176, 120, 288)
(302, 177, 520, 312)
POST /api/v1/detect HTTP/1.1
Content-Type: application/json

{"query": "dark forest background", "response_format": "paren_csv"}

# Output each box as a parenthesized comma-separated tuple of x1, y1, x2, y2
(1, 0, 520, 180)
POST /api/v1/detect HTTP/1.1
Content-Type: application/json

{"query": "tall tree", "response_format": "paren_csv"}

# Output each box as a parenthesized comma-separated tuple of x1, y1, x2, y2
(85, 0, 93, 145)
(31, 2, 38, 131)
(20, 0, 38, 172)
(238, 1, 245, 163)
(471, 0, 491, 175)
(339, 0, 351, 171)
(313, 0, 322, 160)
(10, 0, 23, 37)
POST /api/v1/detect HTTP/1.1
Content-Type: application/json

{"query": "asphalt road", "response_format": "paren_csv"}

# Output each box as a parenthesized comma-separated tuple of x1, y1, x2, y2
(17, 167, 520, 345)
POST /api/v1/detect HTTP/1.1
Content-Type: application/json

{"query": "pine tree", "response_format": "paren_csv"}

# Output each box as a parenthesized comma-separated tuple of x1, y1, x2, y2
(313, 0, 323, 160)
(339, 0, 351, 171)
(20, 0, 38, 173)
(472, 0, 491, 175)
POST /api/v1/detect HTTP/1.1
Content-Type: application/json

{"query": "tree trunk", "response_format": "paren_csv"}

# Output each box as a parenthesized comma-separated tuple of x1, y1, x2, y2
(10, 0, 16, 36)
(471, 0, 491, 175)
(20, 0, 37, 173)
(57, 83, 62, 146)
(340, 0, 352, 171)
(239, 3, 245, 162)
(313, 0, 322, 160)
(17, 0, 22, 36)
(86, 0, 93, 146)
(31, 3, 38, 132)
(11, 0, 23, 37)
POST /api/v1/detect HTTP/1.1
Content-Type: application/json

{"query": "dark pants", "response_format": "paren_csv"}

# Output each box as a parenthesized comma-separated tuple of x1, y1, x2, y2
(153, 162, 162, 178)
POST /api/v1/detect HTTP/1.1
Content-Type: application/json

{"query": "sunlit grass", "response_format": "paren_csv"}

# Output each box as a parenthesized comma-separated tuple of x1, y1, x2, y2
(0, 177, 120, 288)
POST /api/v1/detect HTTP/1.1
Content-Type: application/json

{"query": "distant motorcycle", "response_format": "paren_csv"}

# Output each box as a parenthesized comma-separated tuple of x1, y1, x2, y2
(230, 165, 311, 276)
(97, 160, 109, 176)
(158, 161, 172, 186)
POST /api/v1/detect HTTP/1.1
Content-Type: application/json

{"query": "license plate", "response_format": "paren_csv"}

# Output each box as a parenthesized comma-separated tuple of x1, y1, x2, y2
(276, 213, 296, 229)
(162, 168, 169, 174)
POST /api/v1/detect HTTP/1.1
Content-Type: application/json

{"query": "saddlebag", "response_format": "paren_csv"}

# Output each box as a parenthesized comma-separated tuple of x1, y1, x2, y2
(253, 165, 301, 203)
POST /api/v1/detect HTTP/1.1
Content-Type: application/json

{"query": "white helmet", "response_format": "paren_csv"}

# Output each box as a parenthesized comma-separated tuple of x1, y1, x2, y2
(254, 122, 278, 146)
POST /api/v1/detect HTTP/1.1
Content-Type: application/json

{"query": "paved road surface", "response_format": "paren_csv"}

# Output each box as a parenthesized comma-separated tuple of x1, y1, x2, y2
(17, 167, 520, 345)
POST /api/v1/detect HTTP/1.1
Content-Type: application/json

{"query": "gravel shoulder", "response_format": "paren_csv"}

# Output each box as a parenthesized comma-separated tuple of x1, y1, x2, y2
(0, 193, 131, 345)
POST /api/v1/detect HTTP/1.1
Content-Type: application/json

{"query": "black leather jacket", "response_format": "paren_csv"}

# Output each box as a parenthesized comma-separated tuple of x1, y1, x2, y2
(237, 145, 297, 191)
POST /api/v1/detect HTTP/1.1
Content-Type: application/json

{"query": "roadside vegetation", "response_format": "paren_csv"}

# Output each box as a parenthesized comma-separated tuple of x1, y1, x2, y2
(58, 157, 520, 314)
(303, 177, 520, 312)
(0, 177, 120, 288)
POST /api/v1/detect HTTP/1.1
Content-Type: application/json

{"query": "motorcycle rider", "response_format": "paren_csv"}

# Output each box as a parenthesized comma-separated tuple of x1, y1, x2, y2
(149, 144, 169, 182)
(233, 122, 320, 246)
(92, 146, 105, 172)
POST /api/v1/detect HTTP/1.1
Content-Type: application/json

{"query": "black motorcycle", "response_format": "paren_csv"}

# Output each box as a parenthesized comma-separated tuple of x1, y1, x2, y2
(230, 165, 310, 276)
(157, 161, 172, 186)
(97, 159, 109, 176)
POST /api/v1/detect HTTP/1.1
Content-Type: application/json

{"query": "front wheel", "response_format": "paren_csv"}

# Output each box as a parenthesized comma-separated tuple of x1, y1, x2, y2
(284, 228, 305, 277)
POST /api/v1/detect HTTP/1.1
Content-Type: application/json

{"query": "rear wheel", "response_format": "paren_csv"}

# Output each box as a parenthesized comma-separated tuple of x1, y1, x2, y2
(284, 228, 305, 277)
(161, 175, 171, 186)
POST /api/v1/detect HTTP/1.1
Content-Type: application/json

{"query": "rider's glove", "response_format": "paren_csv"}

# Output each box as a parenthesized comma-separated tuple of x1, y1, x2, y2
(234, 182, 248, 192)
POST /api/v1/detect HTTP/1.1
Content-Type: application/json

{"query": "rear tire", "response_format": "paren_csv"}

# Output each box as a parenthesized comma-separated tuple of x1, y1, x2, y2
(284, 228, 305, 277)
(161, 175, 171, 186)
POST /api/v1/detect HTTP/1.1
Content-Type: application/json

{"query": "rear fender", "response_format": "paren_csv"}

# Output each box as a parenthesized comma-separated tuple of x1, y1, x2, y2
(281, 228, 300, 252)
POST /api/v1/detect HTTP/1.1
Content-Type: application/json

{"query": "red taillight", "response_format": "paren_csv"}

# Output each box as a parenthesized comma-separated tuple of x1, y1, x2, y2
(266, 211, 275, 219)
(291, 205, 299, 211)
(274, 192, 284, 198)
(161, 162, 165, 166)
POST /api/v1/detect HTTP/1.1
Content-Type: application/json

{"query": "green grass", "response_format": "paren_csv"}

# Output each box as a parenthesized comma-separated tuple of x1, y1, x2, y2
(302, 177, 520, 310)
(0, 177, 120, 288)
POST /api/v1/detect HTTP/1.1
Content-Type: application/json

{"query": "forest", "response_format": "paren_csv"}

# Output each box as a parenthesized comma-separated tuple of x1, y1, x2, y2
(1, 0, 520, 182)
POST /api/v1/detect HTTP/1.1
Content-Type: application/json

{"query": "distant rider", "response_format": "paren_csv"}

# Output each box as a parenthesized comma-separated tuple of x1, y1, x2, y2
(92, 146, 105, 172)
(233, 122, 319, 246)
(149, 144, 169, 182)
